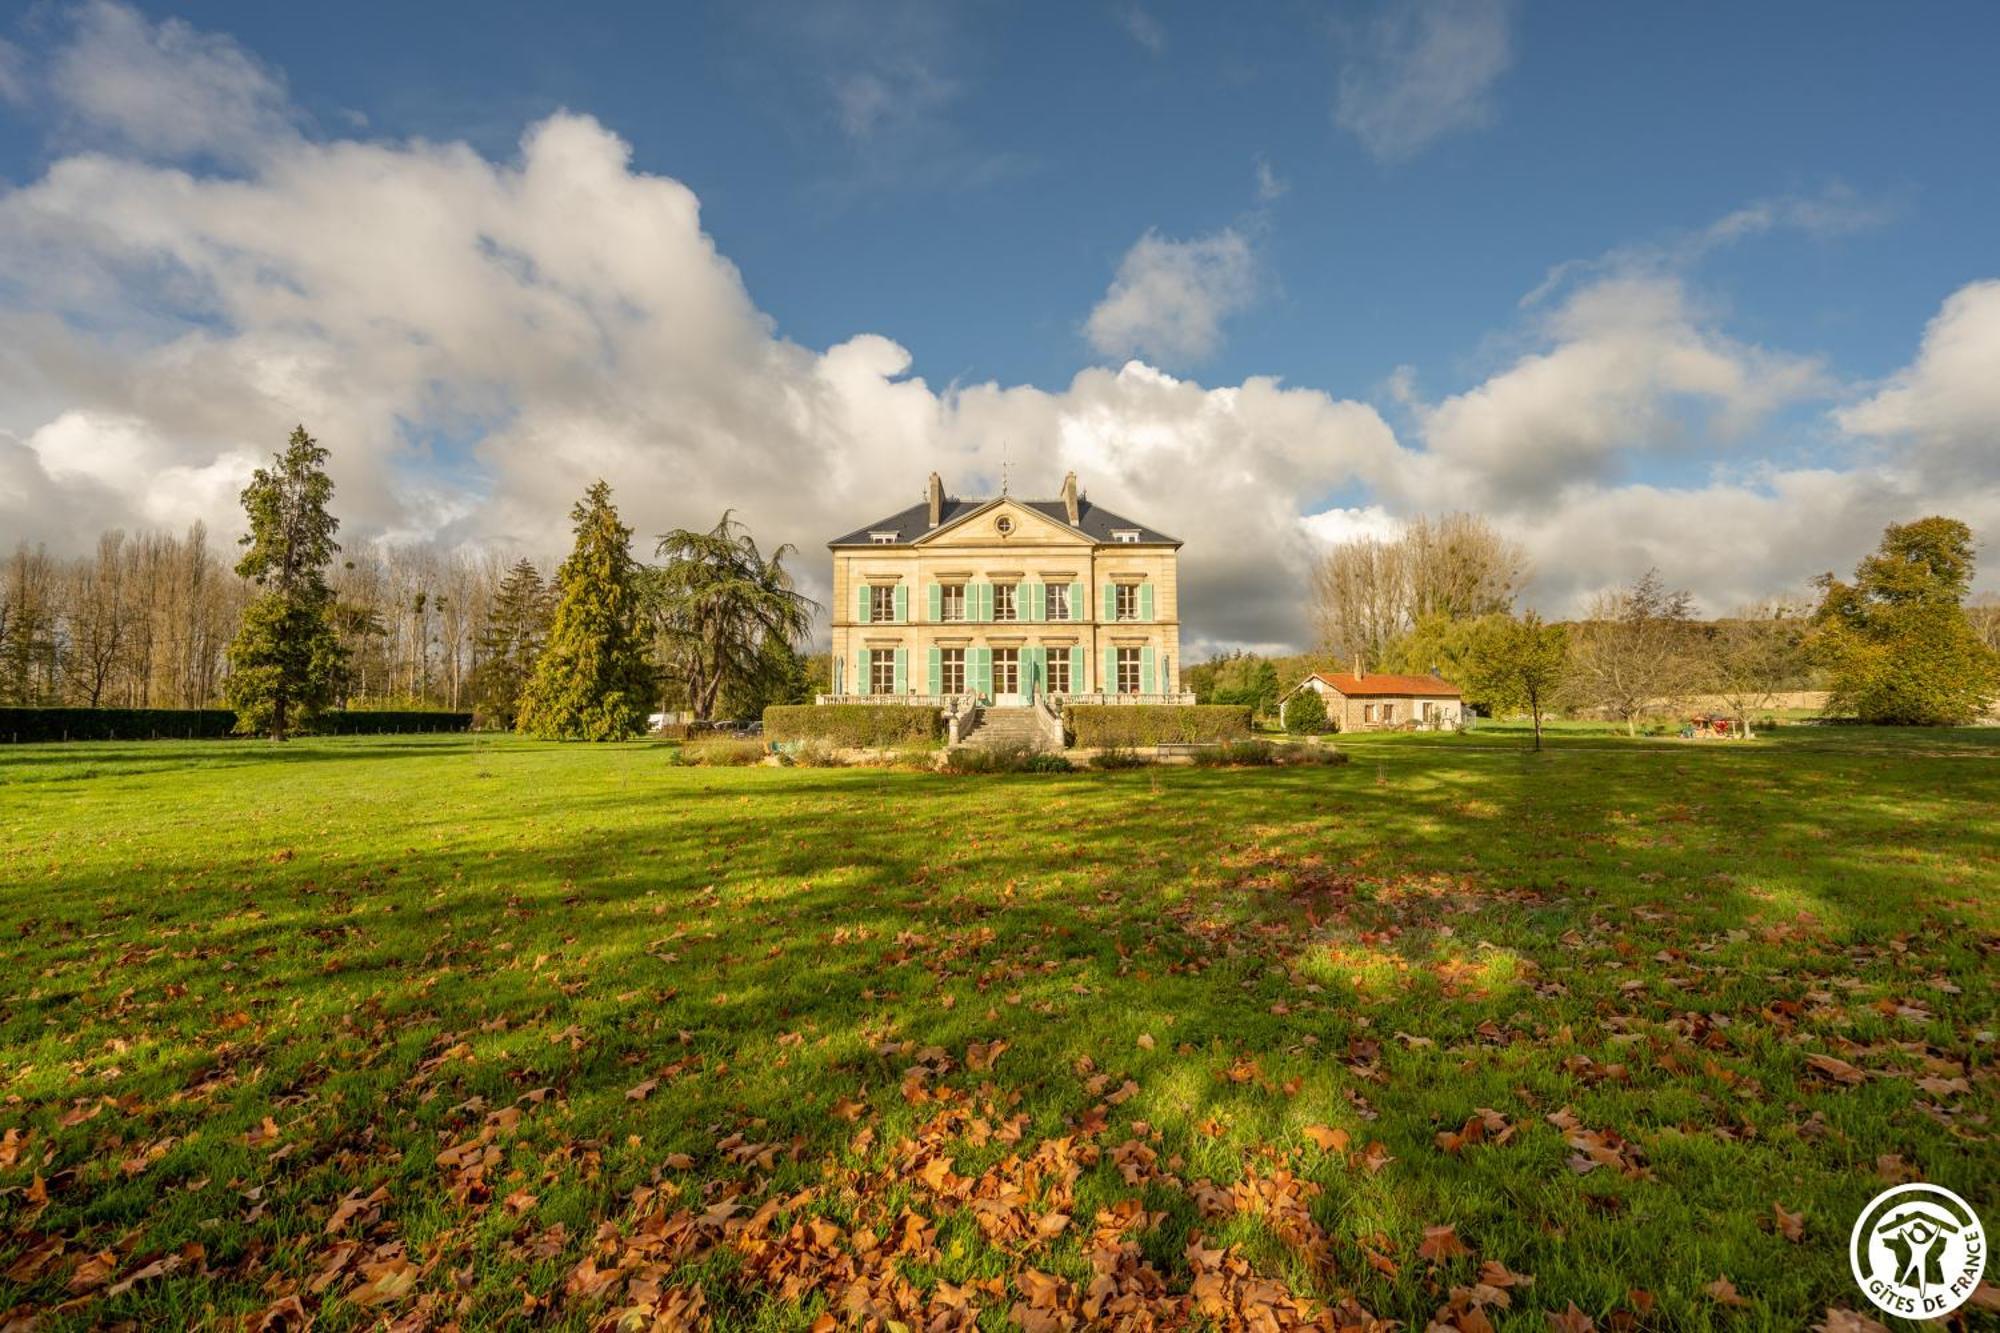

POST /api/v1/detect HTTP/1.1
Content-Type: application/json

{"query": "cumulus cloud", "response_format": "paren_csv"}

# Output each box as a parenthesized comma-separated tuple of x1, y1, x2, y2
(1084, 228, 1258, 366)
(1116, 4, 1166, 57)
(1335, 0, 1513, 161)
(1, 3, 1994, 652)
(47, 0, 299, 161)
(1836, 279, 2000, 485)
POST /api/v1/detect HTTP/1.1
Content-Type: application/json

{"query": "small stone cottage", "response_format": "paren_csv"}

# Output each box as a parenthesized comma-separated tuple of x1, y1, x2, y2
(1282, 671, 1465, 732)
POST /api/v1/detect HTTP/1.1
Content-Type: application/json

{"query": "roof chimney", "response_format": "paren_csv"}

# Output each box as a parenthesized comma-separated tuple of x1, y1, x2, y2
(926, 472, 944, 528)
(1061, 470, 1080, 525)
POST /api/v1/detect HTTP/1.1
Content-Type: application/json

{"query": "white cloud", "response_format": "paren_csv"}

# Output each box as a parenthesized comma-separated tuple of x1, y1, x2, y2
(0, 37, 28, 106)
(1836, 278, 2000, 484)
(1084, 228, 1258, 366)
(1, 4, 1995, 654)
(1335, 0, 1513, 161)
(1116, 4, 1166, 57)
(1301, 505, 1403, 547)
(1253, 155, 1288, 203)
(48, 0, 298, 161)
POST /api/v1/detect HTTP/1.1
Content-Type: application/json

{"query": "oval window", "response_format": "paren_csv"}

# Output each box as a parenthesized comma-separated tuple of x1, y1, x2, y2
(996, 515, 1015, 535)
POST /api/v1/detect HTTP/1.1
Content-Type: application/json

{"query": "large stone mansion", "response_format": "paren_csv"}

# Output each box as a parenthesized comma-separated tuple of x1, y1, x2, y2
(825, 472, 1189, 707)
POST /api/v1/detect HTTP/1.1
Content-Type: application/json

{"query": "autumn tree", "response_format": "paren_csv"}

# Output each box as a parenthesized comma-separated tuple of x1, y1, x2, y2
(647, 511, 816, 723)
(472, 558, 551, 728)
(518, 481, 652, 740)
(1312, 513, 1526, 669)
(1569, 569, 1698, 735)
(1379, 611, 1511, 710)
(1466, 612, 1570, 751)
(226, 426, 346, 739)
(1810, 516, 2000, 725)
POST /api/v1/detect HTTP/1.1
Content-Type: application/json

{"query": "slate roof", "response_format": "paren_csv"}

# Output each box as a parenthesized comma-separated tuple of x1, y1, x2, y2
(829, 497, 1180, 547)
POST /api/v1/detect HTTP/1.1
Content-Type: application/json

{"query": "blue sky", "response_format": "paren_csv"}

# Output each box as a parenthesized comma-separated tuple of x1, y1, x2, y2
(1, 1, 1996, 649)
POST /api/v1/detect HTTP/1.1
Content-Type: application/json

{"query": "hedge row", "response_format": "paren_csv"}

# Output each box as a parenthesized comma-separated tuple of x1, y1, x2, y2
(1064, 704, 1252, 747)
(0, 707, 472, 742)
(763, 704, 944, 747)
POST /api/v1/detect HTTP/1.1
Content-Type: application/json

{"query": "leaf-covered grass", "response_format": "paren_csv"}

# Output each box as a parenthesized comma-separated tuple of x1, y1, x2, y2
(1, 726, 1995, 1330)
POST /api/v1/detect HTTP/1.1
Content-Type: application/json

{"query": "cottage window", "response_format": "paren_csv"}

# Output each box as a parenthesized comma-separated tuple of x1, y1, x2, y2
(868, 585, 896, 623)
(870, 653, 897, 694)
(1363, 703, 1376, 723)
(1046, 651, 1071, 694)
(993, 583, 1018, 621)
(939, 584, 966, 622)
(1114, 584, 1139, 621)
(940, 648, 965, 694)
(1116, 647, 1142, 695)
(1381, 703, 1395, 724)
(1045, 583, 1070, 621)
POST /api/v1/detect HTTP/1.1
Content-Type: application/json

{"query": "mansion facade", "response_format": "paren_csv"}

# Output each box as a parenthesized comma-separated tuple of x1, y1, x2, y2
(825, 472, 1189, 705)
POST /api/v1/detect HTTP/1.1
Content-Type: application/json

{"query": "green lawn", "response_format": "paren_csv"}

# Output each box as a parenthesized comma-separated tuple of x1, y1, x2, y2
(1, 727, 1995, 1330)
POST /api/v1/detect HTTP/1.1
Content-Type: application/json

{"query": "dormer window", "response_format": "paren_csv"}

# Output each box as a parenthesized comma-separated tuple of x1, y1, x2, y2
(1112, 529, 1140, 543)
(869, 532, 897, 544)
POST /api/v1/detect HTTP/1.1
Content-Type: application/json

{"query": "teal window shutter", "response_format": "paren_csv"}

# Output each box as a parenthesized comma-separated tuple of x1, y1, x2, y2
(973, 647, 993, 700)
(927, 582, 941, 623)
(893, 647, 908, 693)
(858, 649, 870, 694)
(1141, 645, 1157, 694)
(926, 645, 941, 694)
(857, 584, 870, 624)
(981, 582, 994, 622)
(1139, 583, 1155, 622)
(1025, 581, 1042, 622)
(1103, 647, 1116, 693)
(1068, 580, 1083, 622)
(1069, 644, 1084, 691)
(894, 584, 908, 624)
(1101, 583, 1116, 621)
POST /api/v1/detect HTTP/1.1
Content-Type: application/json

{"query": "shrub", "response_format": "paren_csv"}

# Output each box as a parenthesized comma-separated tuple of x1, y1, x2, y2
(1193, 739, 1278, 767)
(1283, 688, 1329, 734)
(764, 704, 944, 748)
(1277, 743, 1350, 766)
(681, 737, 767, 766)
(1090, 745, 1149, 770)
(1064, 705, 1251, 748)
(941, 743, 1071, 774)
(788, 738, 847, 768)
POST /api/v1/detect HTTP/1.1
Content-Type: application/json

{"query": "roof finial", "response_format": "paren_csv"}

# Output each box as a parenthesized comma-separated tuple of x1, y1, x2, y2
(1000, 443, 1010, 497)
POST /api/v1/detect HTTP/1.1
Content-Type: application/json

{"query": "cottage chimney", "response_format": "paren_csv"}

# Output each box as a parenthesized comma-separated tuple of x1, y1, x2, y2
(1061, 470, 1080, 525)
(1353, 653, 1363, 680)
(926, 472, 944, 528)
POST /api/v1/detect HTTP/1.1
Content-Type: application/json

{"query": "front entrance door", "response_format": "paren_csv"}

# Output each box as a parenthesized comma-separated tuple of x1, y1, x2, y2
(992, 648, 1022, 705)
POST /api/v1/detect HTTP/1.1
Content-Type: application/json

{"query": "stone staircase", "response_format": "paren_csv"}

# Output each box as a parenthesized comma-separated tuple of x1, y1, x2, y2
(959, 706, 1054, 752)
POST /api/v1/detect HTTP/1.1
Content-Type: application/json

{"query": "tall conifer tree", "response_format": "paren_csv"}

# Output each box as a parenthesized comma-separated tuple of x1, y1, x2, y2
(226, 426, 344, 739)
(472, 557, 551, 728)
(518, 481, 651, 740)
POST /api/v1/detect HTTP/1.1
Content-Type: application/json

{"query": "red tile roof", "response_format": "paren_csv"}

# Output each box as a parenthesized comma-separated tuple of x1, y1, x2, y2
(1309, 671, 1462, 698)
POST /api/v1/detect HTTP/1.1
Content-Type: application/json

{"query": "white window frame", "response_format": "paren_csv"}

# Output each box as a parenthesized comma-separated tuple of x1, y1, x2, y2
(1116, 647, 1142, 695)
(869, 532, 898, 545)
(1045, 583, 1070, 621)
(992, 648, 1020, 694)
(1046, 651, 1070, 694)
(940, 647, 966, 694)
(1113, 530, 1140, 543)
(869, 585, 896, 623)
(993, 583, 1017, 622)
(939, 584, 966, 622)
(1114, 584, 1139, 622)
(870, 653, 897, 694)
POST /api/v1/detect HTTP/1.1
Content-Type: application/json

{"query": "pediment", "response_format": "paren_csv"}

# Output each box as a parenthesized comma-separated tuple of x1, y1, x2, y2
(913, 498, 1092, 547)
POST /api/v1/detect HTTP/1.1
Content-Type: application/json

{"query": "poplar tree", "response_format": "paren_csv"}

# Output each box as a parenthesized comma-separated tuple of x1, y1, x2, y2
(226, 426, 345, 739)
(518, 481, 651, 740)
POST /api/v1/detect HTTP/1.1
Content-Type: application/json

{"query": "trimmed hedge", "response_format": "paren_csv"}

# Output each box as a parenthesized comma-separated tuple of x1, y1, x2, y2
(763, 704, 944, 748)
(0, 707, 472, 742)
(1064, 704, 1252, 748)
(0, 708, 239, 742)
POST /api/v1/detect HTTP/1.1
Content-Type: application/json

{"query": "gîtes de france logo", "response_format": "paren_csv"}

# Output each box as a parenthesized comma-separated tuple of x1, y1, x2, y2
(1850, 1183, 1986, 1320)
